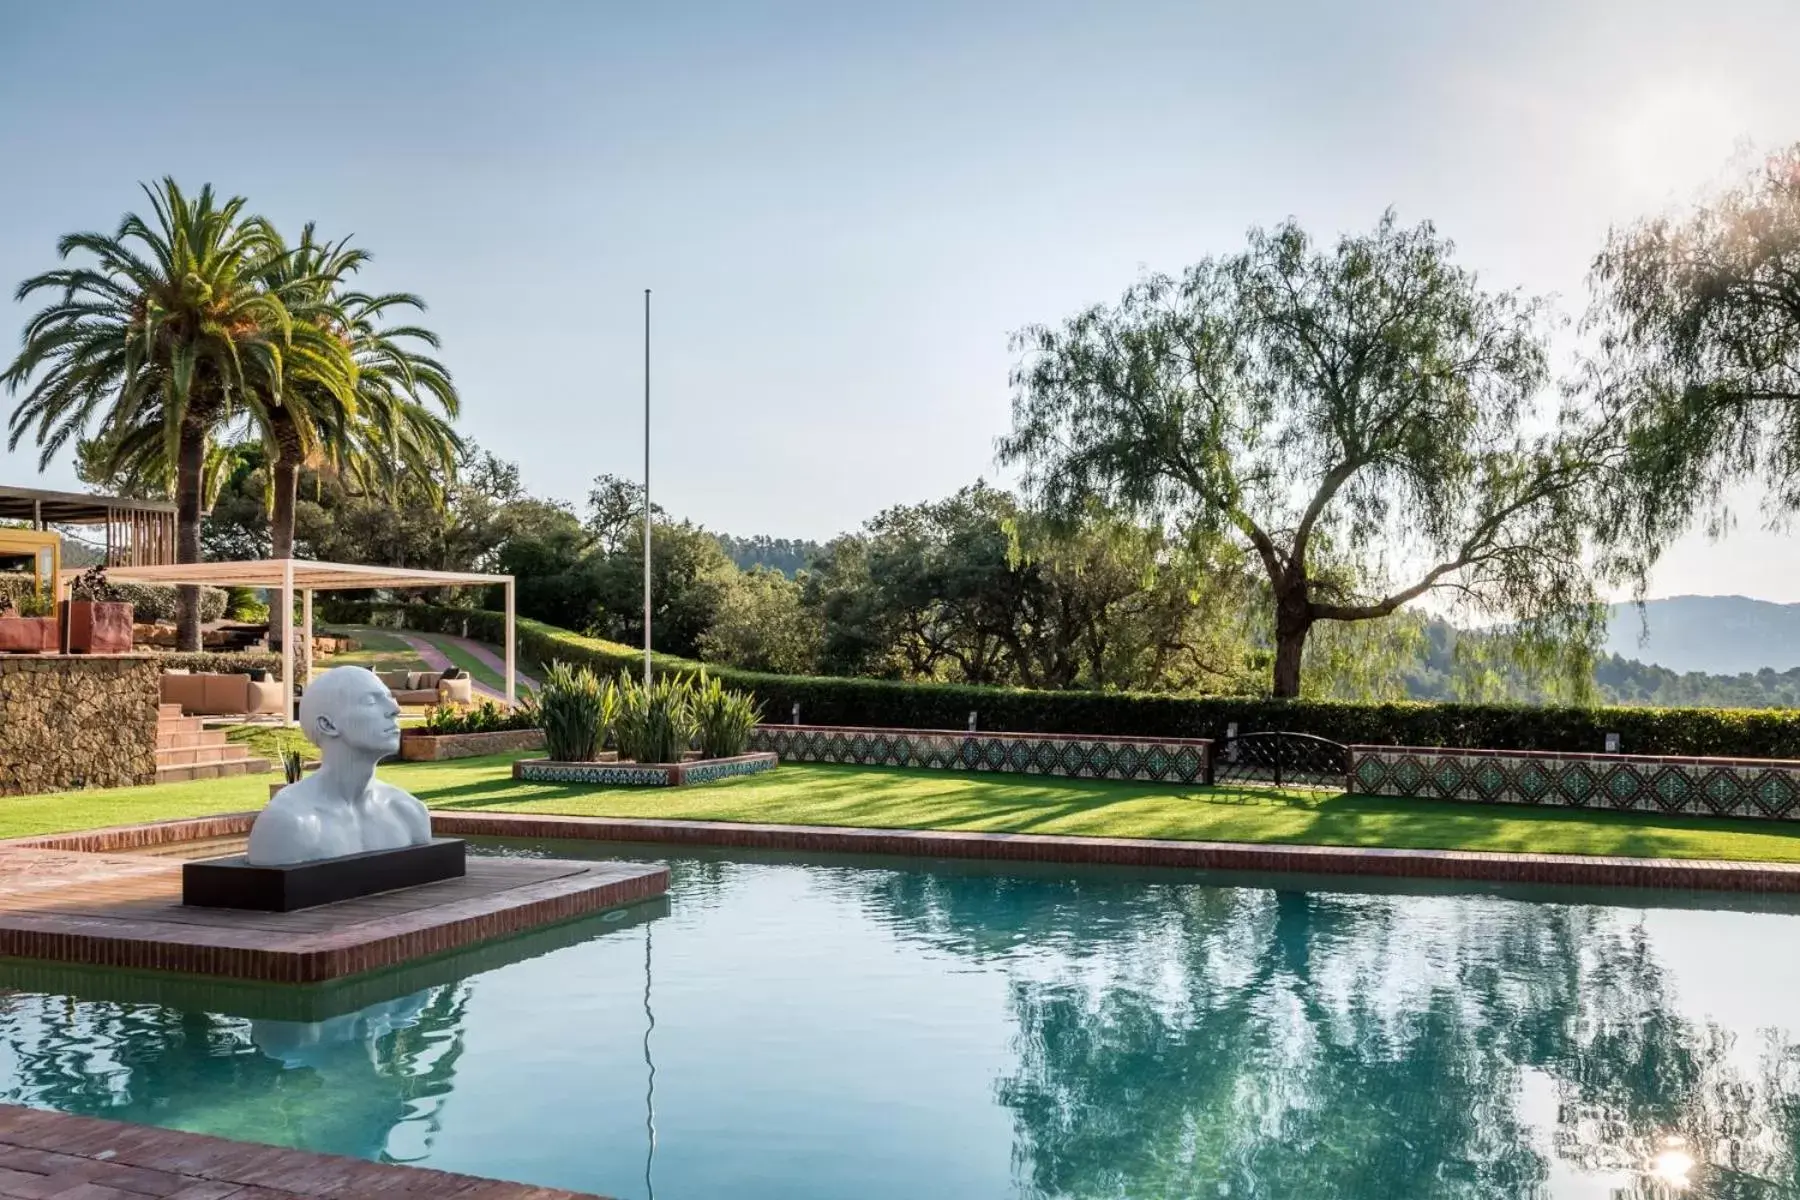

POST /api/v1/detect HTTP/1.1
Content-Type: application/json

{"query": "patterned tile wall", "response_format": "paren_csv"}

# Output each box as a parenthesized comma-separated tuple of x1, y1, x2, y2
(1350, 745, 1800, 821)
(748, 725, 1211, 784)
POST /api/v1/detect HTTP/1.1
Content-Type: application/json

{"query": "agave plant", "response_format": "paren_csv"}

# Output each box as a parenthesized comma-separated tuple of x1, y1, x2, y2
(691, 672, 763, 758)
(537, 661, 617, 762)
(614, 672, 697, 765)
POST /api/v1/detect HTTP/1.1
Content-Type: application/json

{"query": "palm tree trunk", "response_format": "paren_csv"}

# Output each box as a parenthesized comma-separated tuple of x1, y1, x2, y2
(271, 458, 298, 561)
(174, 421, 208, 653)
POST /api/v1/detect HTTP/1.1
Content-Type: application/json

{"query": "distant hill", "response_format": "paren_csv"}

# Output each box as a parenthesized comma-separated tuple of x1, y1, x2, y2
(715, 534, 823, 577)
(1603, 595, 1800, 675)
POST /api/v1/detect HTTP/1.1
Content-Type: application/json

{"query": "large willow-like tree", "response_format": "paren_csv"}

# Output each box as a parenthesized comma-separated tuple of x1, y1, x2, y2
(1002, 213, 1611, 697)
(1586, 146, 1800, 573)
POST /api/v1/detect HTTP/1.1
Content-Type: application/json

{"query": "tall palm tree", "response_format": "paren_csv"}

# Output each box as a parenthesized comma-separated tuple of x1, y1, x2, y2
(251, 227, 460, 564)
(4, 179, 297, 649)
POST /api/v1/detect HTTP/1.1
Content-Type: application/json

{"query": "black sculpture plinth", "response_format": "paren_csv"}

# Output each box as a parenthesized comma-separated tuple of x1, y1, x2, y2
(182, 839, 467, 912)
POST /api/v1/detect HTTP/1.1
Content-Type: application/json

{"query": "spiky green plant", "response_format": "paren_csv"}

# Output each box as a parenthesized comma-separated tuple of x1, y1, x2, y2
(614, 672, 697, 765)
(537, 661, 616, 762)
(691, 671, 763, 758)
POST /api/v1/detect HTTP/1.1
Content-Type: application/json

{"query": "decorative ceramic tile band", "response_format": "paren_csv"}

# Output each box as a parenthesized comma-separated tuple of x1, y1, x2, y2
(748, 725, 1211, 783)
(512, 752, 778, 787)
(1350, 745, 1800, 821)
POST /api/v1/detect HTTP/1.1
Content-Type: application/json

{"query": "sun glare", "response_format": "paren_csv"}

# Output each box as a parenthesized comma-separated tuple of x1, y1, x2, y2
(1613, 81, 1748, 205)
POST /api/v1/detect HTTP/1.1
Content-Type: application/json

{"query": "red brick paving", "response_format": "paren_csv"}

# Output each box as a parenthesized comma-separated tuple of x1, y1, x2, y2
(0, 846, 667, 982)
(0, 1103, 604, 1198)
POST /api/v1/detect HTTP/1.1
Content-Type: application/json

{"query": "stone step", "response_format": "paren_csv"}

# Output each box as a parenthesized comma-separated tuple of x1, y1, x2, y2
(155, 742, 243, 767)
(156, 728, 230, 750)
(154, 756, 272, 785)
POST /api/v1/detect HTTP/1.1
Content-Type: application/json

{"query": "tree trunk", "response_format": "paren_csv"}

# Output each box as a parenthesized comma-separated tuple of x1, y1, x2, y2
(1271, 586, 1311, 699)
(268, 456, 298, 655)
(174, 422, 207, 653)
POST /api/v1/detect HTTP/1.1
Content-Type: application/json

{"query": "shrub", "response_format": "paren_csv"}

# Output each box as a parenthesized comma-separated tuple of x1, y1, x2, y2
(536, 662, 616, 762)
(691, 671, 762, 758)
(0, 574, 34, 611)
(154, 651, 283, 679)
(615, 671, 696, 764)
(352, 601, 1800, 759)
(69, 566, 120, 602)
(111, 583, 229, 623)
(420, 698, 539, 735)
(14, 591, 54, 618)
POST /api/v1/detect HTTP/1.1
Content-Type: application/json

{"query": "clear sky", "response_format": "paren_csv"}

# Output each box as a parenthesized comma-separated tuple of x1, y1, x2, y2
(3, 0, 1798, 600)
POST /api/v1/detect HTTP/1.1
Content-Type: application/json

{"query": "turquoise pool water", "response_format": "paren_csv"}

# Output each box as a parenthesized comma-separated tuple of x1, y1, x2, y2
(2, 841, 1799, 1199)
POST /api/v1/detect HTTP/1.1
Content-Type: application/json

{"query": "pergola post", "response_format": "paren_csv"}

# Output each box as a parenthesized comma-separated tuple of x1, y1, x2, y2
(301, 589, 314, 685)
(280, 560, 296, 728)
(504, 579, 516, 709)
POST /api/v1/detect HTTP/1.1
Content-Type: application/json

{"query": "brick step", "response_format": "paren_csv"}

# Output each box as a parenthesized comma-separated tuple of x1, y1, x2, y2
(155, 715, 205, 737)
(156, 728, 231, 750)
(157, 702, 184, 720)
(154, 756, 272, 785)
(155, 742, 245, 767)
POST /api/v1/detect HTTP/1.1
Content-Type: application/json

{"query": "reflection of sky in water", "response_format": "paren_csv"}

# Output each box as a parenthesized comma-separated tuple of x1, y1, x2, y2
(0, 851, 1798, 1199)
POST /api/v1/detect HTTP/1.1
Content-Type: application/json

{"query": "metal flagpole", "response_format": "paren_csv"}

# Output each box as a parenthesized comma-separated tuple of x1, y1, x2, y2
(643, 288, 653, 687)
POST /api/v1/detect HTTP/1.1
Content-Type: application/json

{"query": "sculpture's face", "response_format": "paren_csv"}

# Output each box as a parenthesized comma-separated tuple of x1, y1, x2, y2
(318, 670, 403, 759)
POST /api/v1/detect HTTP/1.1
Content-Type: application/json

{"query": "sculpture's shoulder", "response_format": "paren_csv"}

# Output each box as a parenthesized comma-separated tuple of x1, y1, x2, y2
(368, 779, 431, 833)
(247, 783, 326, 866)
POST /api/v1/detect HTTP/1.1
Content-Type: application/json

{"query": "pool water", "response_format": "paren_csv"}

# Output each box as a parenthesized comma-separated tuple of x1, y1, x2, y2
(3, 841, 1799, 1199)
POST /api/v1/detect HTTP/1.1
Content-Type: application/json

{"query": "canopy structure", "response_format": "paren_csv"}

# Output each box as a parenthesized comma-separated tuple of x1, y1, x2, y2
(84, 559, 516, 726)
(0, 485, 177, 567)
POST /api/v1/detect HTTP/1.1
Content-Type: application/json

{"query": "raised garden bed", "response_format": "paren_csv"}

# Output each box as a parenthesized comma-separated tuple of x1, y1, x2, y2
(399, 728, 550, 762)
(513, 752, 777, 787)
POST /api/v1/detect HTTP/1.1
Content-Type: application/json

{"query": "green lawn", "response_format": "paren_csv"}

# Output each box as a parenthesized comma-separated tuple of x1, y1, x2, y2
(10, 756, 1800, 865)
(320, 625, 515, 696)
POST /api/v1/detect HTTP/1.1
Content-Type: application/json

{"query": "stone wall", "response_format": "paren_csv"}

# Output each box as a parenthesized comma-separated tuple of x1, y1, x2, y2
(1349, 744, 1800, 821)
(749, 724, 1212, 784)
(0, 656, 159, 796)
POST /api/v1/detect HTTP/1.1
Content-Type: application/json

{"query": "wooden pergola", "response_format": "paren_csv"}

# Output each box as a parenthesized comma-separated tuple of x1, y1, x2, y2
(0, 485, 177, 567)
(85, 559, 516, 726)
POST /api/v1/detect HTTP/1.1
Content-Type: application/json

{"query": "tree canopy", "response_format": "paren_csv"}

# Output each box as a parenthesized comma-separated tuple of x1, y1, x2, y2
(1002, 213, 1613, 697)
(1587, 145, 1800, 573)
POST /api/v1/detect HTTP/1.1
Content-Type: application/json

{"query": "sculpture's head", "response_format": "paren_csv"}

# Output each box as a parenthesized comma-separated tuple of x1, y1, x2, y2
(299, 666, 403, 759)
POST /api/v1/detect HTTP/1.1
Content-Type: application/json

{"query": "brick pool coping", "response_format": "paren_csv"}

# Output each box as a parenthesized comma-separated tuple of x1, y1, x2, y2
(427, 812, 1800, 893)
(0, 1102, 603, 1198)
(15, 807, 1800, 895)
(0, 827, 668, 982)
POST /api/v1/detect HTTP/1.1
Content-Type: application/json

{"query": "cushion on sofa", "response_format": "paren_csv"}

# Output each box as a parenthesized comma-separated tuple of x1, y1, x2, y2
(377, 671, 411, 693)
(406, 671, 441, 691)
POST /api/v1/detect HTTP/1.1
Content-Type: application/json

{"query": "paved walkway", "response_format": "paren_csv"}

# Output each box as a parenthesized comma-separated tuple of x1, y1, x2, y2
(0, 1103, 602, 1197)
(393, 633, 539, 701)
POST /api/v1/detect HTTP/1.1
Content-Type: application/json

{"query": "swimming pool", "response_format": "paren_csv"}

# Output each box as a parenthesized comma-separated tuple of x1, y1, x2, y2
(1, 839, 1797, 1198)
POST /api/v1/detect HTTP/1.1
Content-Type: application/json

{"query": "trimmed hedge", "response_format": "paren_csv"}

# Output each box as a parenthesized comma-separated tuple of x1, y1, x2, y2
(330, 601, 1800, 759)
(152, 651, 283, 679)
(0, 574, 228, 623)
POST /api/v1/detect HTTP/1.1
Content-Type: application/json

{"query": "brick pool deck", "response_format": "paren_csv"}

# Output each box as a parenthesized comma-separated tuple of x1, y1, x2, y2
(0, 1103, 602, 1198)
(0, 837, 667, 983)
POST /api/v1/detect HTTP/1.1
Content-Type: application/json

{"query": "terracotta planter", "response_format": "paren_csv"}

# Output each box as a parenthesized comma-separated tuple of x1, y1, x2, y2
(63, 600, 134, 654)
(0, 616, 57, 653)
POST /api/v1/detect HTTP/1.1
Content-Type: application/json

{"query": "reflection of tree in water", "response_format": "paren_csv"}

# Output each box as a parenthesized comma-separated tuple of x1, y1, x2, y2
(859, 869, 1800, 1199)
(0, 982, 471, 1163)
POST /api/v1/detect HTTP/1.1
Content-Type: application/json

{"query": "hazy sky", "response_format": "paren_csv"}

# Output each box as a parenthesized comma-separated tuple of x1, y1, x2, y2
(4, 0, 1799, 600)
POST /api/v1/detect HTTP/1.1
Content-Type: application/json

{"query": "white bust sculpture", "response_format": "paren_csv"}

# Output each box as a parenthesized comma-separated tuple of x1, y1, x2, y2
(246, 666, 433, 866)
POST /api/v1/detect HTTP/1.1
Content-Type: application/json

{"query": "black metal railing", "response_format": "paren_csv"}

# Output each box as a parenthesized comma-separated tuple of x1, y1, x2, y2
(1206, 731, 1350, 791)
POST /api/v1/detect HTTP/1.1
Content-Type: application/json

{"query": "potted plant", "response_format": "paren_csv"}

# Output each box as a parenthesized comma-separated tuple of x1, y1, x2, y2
(63, 566, 134, 654)
(0, 590, 58, 653)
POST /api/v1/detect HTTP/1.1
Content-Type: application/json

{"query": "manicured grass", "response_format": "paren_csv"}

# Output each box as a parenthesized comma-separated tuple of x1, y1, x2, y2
(316, 626, 425, 675)
(322, 625, 515, 695)
(14, 755, 1800, 865)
